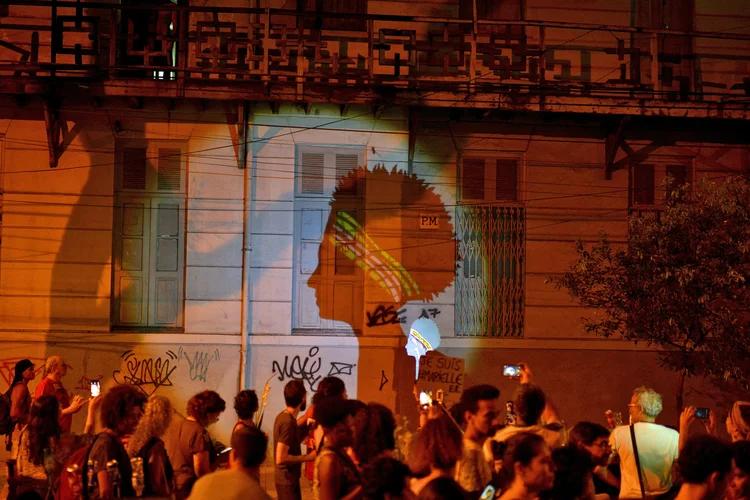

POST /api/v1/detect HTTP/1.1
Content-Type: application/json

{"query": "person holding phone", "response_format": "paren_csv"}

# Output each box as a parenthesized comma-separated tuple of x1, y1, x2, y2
(35, 356, 87, 434)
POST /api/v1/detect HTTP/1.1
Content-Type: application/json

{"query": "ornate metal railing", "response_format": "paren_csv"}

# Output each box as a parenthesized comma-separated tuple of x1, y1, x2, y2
(1, 1, 750, 104)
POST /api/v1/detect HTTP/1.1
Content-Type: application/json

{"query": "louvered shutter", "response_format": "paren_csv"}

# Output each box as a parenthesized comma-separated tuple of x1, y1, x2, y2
(157, 148, 182, 191)
(633, 164, 655, 205)
(122, 148, 148, 190)
(300, 153, 325, 195)
(335, 154, 360, 196)
(496, 159, 519, 201)
(462, 159, 486, 201)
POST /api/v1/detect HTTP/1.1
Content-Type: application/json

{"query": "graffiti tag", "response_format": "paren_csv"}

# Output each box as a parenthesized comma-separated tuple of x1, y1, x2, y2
(180, 348, 220, 382)
(272, 347, 323, 391)
(366, 305, 406, 327)
(113, 350, 177, 396)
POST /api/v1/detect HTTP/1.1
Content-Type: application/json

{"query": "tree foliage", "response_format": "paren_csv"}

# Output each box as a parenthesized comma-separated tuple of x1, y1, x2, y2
(549, 176, 750, 401)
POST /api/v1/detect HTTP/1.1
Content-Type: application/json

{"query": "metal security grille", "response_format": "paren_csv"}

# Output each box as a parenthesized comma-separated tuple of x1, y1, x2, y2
(455, 205, 525, 337)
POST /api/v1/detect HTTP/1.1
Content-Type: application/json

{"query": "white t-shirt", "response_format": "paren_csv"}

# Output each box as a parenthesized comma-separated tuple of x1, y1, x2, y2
(610, 423, 679, 499)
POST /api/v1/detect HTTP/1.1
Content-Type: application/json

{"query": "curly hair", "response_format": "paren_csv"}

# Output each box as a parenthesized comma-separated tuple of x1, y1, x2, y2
(352, 403, 396, 465)
(26, 395, 61, 466)
(234, 390, 259, 420)
(632, 387, 663, 418)
(100, 384, 148, 431)
(127, 396, 173, 457)
(409, 416, 463, 476)
(187, 390, 226, 427)
(325, 165, 456, 305)
(312, 377, 346, 407)
(361, 456, 411, 500)
(676, 435, 732, 484)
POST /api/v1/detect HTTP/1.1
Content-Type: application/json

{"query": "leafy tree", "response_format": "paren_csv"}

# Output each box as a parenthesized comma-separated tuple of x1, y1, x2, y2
(549, 176, 750, 411)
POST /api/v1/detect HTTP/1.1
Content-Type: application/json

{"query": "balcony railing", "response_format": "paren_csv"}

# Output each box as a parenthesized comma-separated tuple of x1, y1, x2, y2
(1, 1, 750, 109)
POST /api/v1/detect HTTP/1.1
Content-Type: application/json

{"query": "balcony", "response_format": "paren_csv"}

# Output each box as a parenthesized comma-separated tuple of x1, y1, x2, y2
(1, 1, 750, 118)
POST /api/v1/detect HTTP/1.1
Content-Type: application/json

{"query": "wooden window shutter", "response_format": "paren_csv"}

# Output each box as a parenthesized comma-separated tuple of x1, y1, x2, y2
(300, 153, 325, 195)
(335, 153, 359, 196)
(157, 148, 181, 191)
(462, 159, 486, 201)
(122, 147, 148, 190)
(496, 159, 519, 201)
(633, 164, 655, 205)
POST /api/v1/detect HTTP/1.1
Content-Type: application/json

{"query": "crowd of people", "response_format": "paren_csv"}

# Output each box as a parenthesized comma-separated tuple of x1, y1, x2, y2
(2, 357, 750, 500)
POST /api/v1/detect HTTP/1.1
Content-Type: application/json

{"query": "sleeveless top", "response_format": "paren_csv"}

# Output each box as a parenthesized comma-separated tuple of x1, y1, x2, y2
(313, 446, 361, 500)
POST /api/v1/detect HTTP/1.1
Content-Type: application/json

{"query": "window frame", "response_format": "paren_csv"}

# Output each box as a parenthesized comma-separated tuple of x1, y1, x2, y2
(292, 144, 366, 335)
(458, 155, 525, 204)
(111, 139, 188, 331)
(629, 157, 694, 211)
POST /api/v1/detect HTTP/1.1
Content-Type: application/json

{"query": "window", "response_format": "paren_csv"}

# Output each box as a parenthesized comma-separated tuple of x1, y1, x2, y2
(461, 157, 519, 202)
(293, 146, 365, 333)
(459, 0, 524, 37)
(112, 141, 187, 329)
(630, 161, 690, 209)
(456, 157, 524, 337)
(298, 0, 367, 30)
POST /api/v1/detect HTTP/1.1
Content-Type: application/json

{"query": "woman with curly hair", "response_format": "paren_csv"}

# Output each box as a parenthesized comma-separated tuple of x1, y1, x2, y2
(165, 390, 226, 498)
(409, 416, 464, 496)
(352, 403, 396, 468)
(299, 377, 347, 483)
(127, 395, 174, 497)
(92, 384, 148, 499)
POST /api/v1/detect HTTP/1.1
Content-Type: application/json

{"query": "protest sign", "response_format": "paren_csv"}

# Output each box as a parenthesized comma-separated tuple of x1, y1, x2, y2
(416, 350, 465, 406)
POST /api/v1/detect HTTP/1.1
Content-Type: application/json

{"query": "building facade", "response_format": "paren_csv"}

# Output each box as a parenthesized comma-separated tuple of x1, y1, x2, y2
(0, 0, 749, 446)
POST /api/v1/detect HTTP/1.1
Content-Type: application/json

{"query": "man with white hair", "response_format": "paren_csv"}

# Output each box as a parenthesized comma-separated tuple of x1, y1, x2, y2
(610, 386, 679, 499)
(34, 355, 86, 433)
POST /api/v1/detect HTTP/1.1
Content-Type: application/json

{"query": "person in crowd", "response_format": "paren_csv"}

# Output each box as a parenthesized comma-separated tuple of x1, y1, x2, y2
(126, 395, 174, 497)
(609, 386, 679, 499)
(409, 415, 464, 496)
(299, 376, 347, 484)
(729, 440, 750, 500)
(727, 401, 750, 442)
(314, 396, 362, 500)
(539, 446, 593, 500)
(497, 432, 555, 500)
(568, 421, 619, 497)
(232, 390, 258, 435)
(9, 360, 36, 430)
(417, 477, 467, 500)
(91, 384, 147, 499)
(673, 435, 732, 500)
(274, 380, 316, 500)
(34, 356, 86, 434)
(9, 394, 100, 500)
(352, 402, 396, 468)
(188, 426, 271, 500)
(485, 364, 564, 461)
(165, 390, 226, 498)
(455, 384, 499, 499)
(361, 456, 413, 500)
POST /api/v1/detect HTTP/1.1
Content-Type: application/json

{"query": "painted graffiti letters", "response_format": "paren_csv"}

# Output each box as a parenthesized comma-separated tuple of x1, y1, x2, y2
(179, 348, 220, 382)
(418, 308, 441, 319)
(272, 347, 323, 391)
(366, 305, 406, 327)
(328, 362, 355, 377)
(113, 350, 177, 396)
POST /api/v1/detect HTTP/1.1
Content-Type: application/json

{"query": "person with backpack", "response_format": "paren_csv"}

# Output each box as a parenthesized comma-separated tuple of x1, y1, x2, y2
(89, 384, 147, 499)
(3, 360, 37, 451)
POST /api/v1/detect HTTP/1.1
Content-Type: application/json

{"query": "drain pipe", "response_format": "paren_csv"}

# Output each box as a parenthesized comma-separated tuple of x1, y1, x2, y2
(238, 101, 252, 391)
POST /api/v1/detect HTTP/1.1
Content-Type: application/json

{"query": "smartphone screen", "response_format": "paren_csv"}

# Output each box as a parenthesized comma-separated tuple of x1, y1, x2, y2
(480, 485, 496, 500)
(503, 365, 522, 377)
(90, 381, 100, 397)
(694, 408, 710, 419)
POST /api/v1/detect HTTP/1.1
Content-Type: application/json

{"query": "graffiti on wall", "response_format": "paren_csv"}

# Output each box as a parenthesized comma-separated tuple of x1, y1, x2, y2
(113, 350, 178, 396)
(271, 346, 356, 391)
(179, 347, 220, 383)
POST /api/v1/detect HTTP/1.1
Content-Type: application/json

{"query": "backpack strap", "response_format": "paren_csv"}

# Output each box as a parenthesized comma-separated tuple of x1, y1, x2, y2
(630, 424, 647, 499)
